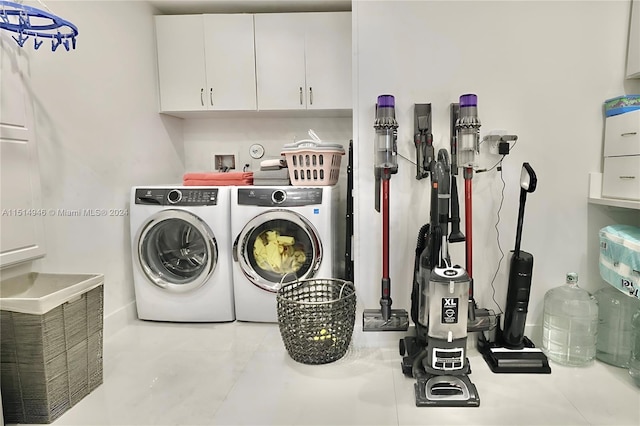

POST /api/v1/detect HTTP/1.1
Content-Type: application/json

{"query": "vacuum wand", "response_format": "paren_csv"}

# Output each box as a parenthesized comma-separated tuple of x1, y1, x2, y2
(513, 188, 528, 258)
(381, 172, 392, 320)
(364, 94, 408, 332)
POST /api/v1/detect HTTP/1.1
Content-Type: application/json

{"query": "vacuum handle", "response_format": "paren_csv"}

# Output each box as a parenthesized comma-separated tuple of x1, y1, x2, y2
(513, 189, 527, 257)
(514, 162, 536, 258)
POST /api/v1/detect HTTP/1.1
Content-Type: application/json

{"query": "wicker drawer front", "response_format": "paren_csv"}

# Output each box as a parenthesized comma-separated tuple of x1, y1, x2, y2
(0, 285, 104, 424)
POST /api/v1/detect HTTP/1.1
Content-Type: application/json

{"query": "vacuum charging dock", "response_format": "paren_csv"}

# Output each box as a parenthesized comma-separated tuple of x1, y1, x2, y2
(477, 321, 551, 374)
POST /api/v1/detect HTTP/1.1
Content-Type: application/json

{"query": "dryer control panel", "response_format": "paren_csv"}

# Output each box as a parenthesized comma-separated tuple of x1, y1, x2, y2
(238, 188, 323, 207)
(135, 188, 218, 206)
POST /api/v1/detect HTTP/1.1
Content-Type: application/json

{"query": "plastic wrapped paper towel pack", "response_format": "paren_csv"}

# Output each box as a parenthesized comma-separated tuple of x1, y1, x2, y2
(599, 225, 640, 299)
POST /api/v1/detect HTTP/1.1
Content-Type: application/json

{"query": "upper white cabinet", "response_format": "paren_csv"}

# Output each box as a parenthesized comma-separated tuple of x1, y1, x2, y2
(155, 14, 257, 112)
(1, 37, 46, 268)
(628, 0, 640, 78)
(254, 12, 352, 111)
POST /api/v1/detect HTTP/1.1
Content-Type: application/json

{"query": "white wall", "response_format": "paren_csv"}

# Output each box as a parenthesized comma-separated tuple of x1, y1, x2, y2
(4, 1, 184, 323)
(353, 0, 640, 334)
(183, 116, 352, 174)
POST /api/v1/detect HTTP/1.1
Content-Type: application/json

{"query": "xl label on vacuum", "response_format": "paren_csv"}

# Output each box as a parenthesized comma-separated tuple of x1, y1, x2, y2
(441, 298, 459, 324)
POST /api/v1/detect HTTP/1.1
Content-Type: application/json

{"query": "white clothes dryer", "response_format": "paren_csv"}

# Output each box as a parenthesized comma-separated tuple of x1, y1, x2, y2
(130, 186, 234, 322)
(231, 186, 339, 322)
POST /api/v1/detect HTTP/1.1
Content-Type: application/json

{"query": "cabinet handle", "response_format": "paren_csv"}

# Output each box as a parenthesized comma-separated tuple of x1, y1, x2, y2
(621, 132, 638, 136)
(309, 87, 313, 105)
(200, 88, 204, 106)
(210, 88, 213, 106)
(299, 87, 303, 105)
(619, 176, 637, 179)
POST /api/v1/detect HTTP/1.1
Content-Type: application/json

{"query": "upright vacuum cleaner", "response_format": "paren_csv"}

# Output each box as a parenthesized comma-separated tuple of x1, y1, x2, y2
(400, 148, 480, 407)
(478, 162, 551, 374)
(363, 95, 409, 332)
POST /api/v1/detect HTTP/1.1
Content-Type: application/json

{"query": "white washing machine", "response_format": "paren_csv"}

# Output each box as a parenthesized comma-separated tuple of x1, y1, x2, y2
(231, 186, 339, 322)
(130, 186, 234, 322)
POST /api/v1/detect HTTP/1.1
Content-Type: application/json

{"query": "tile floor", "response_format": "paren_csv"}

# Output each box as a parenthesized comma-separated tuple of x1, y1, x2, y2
(7, 315, 640, 426)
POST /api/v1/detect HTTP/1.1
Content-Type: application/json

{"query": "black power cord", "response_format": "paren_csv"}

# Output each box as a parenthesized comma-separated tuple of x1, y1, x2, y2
(476, 138, 520, 314)
(486, 162, 506, 315)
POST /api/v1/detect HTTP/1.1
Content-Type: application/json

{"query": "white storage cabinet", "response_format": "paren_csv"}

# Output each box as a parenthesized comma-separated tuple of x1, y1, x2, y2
(602, 110, 640, 200)
(254, 12, 351, 111)
(155, 14, 257, 112)
(0, 37, 45, 268)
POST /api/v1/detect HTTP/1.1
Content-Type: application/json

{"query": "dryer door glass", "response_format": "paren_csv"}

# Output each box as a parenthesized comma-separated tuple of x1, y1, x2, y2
(136, 210, 217, 292)
(236, 210, 321, 293)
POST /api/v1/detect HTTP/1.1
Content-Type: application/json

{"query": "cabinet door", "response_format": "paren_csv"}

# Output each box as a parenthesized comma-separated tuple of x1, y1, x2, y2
(305, 12, 352, 110)
(254, 13, 306, 110)
(204, 14, 257, 111)
(628, 0, 640, 78)
(1, 38, 45, 267)
(155, 15, 207, 111)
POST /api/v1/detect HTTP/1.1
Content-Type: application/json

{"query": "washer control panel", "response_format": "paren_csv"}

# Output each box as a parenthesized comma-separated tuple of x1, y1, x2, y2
(237, 188, 323, 207)
(135, 188, 218, 206)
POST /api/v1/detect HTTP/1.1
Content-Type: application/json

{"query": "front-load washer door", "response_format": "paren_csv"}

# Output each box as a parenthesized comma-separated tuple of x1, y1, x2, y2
(135, 209, 217, 293)
(234, 210, 322, 293)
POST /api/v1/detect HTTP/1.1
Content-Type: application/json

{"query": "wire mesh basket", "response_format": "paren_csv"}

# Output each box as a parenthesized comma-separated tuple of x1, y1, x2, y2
(277, 278, 356, 365)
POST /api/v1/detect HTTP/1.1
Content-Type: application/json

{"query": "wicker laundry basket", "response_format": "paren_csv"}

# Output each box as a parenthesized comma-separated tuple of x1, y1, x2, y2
(277, 278, 356, 364)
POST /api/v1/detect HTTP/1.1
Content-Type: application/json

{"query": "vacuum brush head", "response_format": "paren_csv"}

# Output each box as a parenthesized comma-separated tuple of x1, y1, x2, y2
(363, 309, 409, 332)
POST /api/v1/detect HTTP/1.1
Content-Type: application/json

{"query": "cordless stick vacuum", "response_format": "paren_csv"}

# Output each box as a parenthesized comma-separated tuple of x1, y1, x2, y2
(455, 94, 481, 322)
(452, 94, 496, 333)
(478, 163, 551, 374)
(363, 95, 409, 332)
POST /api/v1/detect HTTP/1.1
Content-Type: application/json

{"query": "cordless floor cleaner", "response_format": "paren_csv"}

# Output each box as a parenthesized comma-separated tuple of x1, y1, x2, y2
(363, 94, 409, 332)
(478, 162, 551, 373)
(400, 148, 480, 407)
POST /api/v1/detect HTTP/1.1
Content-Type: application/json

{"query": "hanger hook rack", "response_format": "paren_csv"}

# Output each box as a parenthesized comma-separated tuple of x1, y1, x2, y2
(0, 1, 78, 52)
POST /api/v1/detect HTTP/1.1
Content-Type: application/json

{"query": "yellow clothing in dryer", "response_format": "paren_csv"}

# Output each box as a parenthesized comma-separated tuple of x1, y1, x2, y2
(253, 230, 306, 274)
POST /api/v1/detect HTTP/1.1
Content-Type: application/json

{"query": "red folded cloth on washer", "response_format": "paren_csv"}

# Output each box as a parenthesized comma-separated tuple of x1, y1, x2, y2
(183, 172, 253, 186)
(184, 172, 253, 181)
